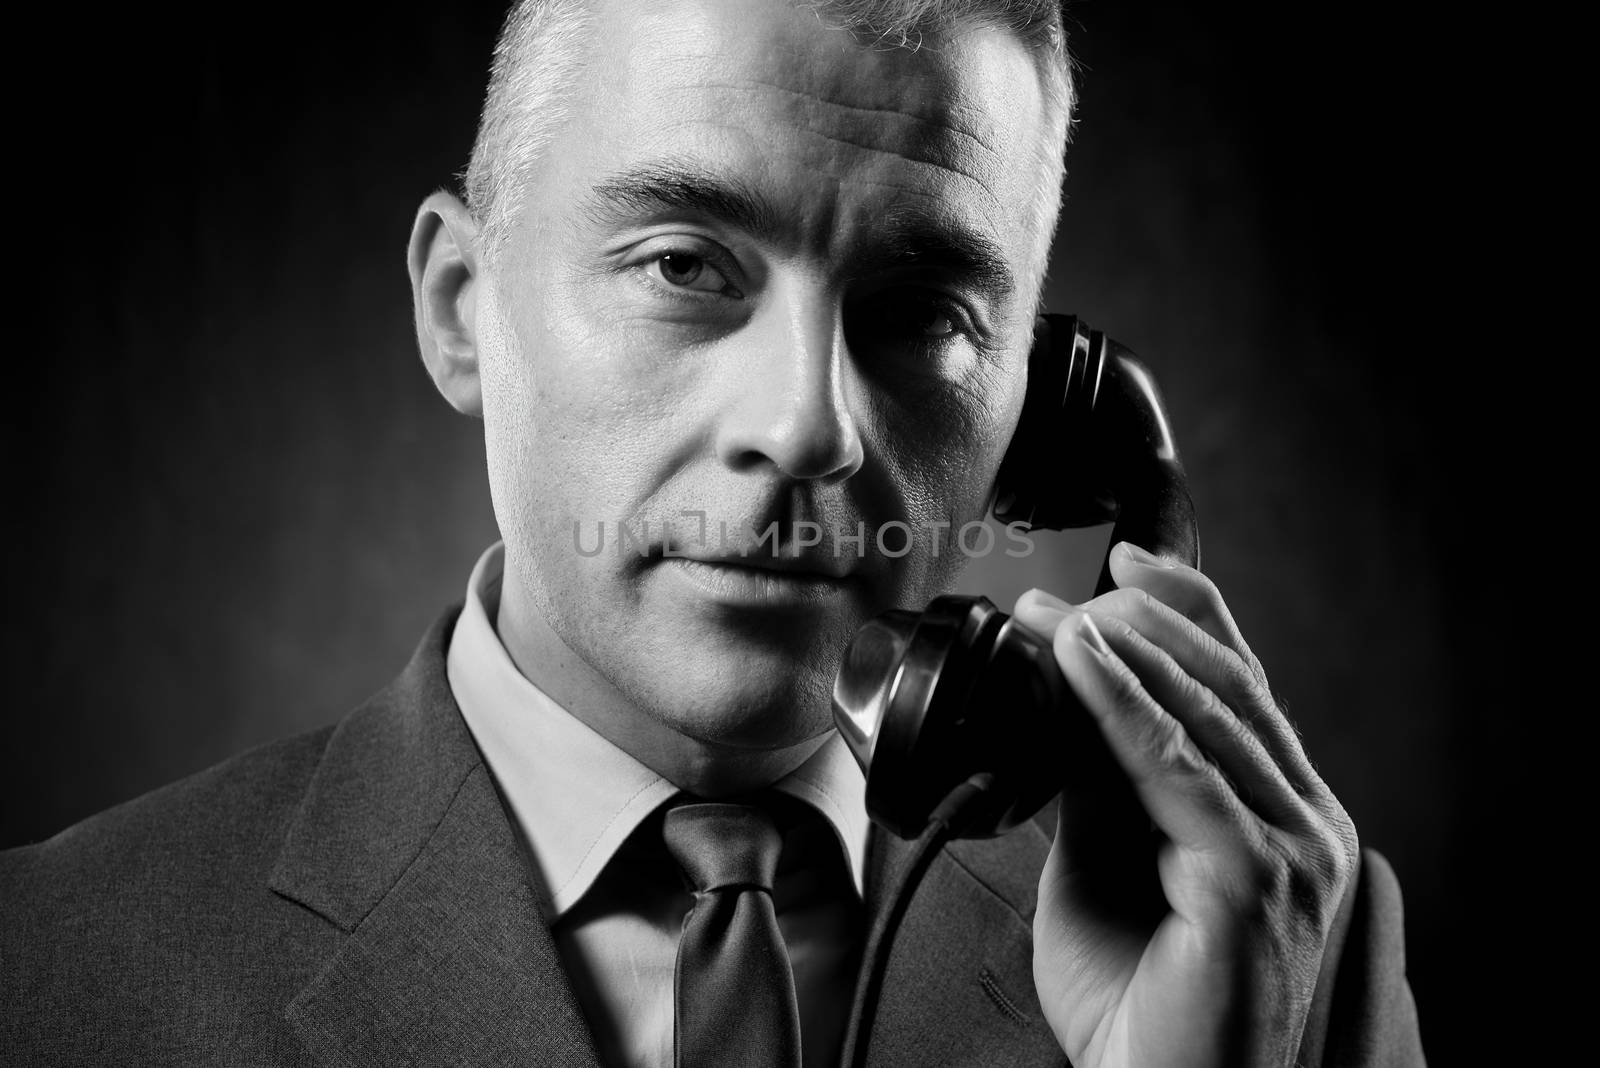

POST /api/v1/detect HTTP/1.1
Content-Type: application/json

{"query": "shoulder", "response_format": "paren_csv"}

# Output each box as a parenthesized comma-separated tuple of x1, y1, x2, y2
(0, 608, 466, 1062)
(0, 727, 343, 1056)
(2, 725, 334, 904)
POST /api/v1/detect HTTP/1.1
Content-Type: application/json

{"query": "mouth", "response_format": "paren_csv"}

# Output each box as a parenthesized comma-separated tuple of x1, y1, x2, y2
(679, 548, 853, 578)
(656, 554, 860, 609)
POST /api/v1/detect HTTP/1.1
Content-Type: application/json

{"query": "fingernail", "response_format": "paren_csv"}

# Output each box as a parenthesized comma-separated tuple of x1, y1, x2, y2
(1077, 614, 1111, 657)
(1119, 542, 1176, 568)
(1019, 587, 1073, 613)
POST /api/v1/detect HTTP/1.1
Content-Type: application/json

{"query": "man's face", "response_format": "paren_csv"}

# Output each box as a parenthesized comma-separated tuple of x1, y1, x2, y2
(479, 0, 1057, 755)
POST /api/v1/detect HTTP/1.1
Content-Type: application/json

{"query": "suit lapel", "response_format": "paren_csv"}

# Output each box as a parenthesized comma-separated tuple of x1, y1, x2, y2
(846, 821, 1069, 1068)
(264, 607, 1067, 1067)
(269, 610, 603, 1068)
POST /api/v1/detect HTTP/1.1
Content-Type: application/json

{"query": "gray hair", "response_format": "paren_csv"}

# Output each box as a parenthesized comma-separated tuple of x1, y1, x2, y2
(463, 0, 1075, 271)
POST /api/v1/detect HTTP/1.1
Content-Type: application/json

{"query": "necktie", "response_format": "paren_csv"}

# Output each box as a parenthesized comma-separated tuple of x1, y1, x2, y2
(664, 802, 802, 1068)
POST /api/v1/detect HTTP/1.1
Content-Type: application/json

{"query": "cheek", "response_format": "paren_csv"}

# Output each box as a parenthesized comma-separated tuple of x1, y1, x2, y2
(483, 285, 680, 530)
(478, 286, 618, 600)
(874, 356, 1025, 598)
(480, 275, 732, 624)
(880, 357, 1023, 523)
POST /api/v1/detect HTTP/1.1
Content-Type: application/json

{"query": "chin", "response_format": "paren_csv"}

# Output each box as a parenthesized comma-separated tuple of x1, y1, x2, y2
(618, 601, 850, 745)
(634, 651, 838, 753)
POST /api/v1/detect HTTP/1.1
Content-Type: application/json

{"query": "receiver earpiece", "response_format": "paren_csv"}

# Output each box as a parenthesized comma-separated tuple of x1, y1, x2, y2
(833, 315, 1200, 839)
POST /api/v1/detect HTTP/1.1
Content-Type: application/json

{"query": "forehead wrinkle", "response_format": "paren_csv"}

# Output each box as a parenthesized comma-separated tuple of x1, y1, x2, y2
(703, 79, 999, 161)
(649, 87, 1009, 231)
(683, 78, 1005, 190)
(790, 125, 1001, 209)
(646, 110, 1000, 208)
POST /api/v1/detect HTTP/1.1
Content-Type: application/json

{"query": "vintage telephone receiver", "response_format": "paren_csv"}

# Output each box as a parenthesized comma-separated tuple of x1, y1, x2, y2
(831, 314, 1201, 842)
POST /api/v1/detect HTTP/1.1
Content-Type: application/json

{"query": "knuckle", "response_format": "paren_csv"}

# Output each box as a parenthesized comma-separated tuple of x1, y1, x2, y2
(1286, 860, 1336, 932)
(1279, 820, 1361, 932)
(1219, 817, 1361, 938)
(1151, 715, 1203, 772)
(1304, 827, 1347, 889)
(1223, 837, 1293, 919)
(1176, 672, 1255, 749)
(1328, 807, 1361, 874)
(1194, 686, 1256, 757)
(1100, 655, 1147, 706)
(1246, 650, 1271, 688)
(1158, 658, 1203, 709)
(1125, 586, 1157, 614)
(1102, 587, 1152, 620)
(1096, 614, 1140, 650)
(1190, 673, 1240, 728)
(1234, 837, 1336, 933)
(1214, 649, 1258, 700)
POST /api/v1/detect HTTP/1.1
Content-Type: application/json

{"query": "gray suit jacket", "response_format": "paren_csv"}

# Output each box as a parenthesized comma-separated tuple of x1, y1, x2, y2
(1, 610, 1424, 1066)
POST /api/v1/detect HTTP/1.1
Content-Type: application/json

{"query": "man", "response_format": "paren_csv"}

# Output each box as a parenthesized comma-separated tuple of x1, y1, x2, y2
(2, 1, 1425, 1065)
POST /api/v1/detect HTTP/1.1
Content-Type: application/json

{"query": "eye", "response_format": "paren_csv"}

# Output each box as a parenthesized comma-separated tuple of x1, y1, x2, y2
(648, 250, 733, 294)
(894, 295, 958, 339)
(848, 287, 971, 351)
(883, 288, 970, 341)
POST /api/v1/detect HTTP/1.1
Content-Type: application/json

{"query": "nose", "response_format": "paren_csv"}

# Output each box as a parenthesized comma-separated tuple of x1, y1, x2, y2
(713, 291, 864, 484)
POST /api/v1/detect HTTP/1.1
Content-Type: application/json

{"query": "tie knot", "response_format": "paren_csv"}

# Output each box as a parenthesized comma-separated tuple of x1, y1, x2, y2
(663, 802, 784, 893)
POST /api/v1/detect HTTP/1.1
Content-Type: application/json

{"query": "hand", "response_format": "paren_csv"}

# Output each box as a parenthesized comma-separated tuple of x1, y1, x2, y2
(1020, 541, 1360, 1068)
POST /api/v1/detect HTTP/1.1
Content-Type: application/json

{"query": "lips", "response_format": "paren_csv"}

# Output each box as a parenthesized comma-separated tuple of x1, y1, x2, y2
(671, 551, 854, 581)
(656, 552, 861, 610)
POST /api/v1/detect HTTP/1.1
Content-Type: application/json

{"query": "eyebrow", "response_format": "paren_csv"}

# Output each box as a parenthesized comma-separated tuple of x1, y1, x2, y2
(860, 202, 1016, 302)
(582, 161, 1015, 301)
(583, 162, 783, 242)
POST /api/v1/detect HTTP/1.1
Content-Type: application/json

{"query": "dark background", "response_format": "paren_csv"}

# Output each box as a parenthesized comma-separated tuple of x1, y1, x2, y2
(5, 1, 1532, 1061)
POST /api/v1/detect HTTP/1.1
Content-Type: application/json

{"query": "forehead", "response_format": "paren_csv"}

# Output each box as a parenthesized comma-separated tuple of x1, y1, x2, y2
(530, 0, 1052, 256)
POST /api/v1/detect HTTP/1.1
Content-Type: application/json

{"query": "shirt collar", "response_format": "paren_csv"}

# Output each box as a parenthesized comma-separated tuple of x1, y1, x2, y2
(446, 543, 870, 916)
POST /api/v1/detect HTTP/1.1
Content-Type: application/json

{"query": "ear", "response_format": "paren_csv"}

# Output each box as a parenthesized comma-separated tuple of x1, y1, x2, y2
(408, 191, 484, 417)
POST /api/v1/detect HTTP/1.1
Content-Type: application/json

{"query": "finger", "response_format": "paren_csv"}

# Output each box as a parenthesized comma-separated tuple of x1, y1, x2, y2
(1012, 587, 1075, 641)
(1089, 611, 1314, 828)
(1053, 612, 1260, 852)
(1082, 584, 1325, 801)
(1108, 541, 1266, 682)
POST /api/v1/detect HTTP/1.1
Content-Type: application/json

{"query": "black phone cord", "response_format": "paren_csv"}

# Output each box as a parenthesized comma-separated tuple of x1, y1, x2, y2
(846, 774, 995, 1068)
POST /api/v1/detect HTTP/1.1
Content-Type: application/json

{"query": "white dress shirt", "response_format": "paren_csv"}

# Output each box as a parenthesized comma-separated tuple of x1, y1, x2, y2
(447, 543, 871, 1068)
